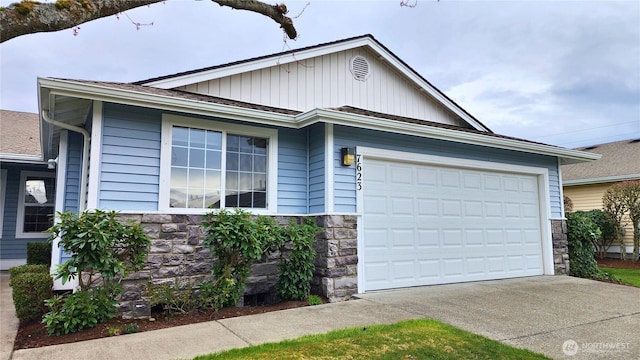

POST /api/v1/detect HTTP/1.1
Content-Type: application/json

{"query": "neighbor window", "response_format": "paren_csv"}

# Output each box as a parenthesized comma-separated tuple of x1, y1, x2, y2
(161, 115, 276, 212)
(16, 171, 56, 238)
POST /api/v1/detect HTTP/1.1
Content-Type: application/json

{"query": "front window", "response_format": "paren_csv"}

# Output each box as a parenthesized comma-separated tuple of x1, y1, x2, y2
(165, 119, 273, 211)
(17, 172, 56, 238)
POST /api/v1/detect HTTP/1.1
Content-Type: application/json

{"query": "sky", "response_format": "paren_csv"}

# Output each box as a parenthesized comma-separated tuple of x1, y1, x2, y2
(1, 0, 639, 149)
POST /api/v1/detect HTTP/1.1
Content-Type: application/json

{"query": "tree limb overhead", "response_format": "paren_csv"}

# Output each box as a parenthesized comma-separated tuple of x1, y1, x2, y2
(1, 0, 297, 43)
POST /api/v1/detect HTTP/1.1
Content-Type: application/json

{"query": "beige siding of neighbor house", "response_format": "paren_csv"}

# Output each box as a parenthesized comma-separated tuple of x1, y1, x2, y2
(564, 183, 634, 247)
(176, 47, 464, 127)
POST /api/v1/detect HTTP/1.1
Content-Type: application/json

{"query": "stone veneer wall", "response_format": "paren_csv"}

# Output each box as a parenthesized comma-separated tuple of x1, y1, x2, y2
(117, 213, 357, 319)
(551, 219, 570, 275)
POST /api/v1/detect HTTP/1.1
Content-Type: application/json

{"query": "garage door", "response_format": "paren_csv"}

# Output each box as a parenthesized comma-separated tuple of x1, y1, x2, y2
(362, 158, 544, 291)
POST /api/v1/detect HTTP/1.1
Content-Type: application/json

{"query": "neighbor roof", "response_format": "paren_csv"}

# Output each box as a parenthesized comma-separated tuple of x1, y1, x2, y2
(562, 139, 640, 185)
(0, 109, 43, 162)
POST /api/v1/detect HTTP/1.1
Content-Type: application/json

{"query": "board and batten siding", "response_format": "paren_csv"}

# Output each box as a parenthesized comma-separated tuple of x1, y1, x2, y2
(99, 104, 162, 211)
(176, 47, 465, 127)
(308, 123, 325, 213)
(564, 183, 634, 247)
(333, 125, 562, 217)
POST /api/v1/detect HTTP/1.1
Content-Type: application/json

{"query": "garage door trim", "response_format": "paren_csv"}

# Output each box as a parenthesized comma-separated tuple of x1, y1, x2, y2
(355, 146, 554, 293)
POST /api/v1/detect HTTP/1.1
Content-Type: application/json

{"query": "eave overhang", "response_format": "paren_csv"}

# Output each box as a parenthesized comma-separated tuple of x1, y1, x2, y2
(38, 77, 600, 166)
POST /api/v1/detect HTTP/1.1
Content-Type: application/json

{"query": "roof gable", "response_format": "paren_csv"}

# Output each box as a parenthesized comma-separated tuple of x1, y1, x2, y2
(136, 35, 491, 132)
(0, 109, 43, 162)
(562, 139, 640, 184)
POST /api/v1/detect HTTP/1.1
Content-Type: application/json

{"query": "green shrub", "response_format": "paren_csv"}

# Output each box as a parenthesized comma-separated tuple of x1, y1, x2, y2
(27, 242, 52, 266)
(42, 285, 118, 336)
(123, 323, 139, 334)
(48, 210, 150, 290)
(10, 272, 53, 321)
(566, 212, 612, 280)
(276, 218, 320, 300)
(574, 210, 618, 258)
(202, 209, 283, 308)
(148, 281, 197, 316)
(9, 264, 48, 287)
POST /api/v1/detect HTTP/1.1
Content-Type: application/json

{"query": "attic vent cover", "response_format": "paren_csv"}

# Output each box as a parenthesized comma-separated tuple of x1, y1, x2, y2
(350, 56, 370, 81)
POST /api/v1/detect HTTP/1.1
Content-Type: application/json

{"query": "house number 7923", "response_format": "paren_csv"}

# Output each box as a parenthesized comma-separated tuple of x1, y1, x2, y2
(356, 154, 362, 191)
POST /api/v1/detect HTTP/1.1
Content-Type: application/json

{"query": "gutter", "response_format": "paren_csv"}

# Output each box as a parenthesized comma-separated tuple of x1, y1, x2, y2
(41, 111, 89, 212)
(563, 174, 640, 186)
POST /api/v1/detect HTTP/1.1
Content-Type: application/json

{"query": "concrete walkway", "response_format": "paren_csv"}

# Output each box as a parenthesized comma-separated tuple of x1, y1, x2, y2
(3, 275, 639, 360)
(0, 273, 19, 360)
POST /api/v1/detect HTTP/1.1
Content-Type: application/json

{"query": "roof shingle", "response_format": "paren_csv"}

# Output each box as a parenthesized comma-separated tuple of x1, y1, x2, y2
(561, 139, 640, 182)
(0, 109, 41, 157)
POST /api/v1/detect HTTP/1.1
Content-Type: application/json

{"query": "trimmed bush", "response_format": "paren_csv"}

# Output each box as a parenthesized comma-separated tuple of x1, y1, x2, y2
(11, 271, 53, 322)
(27, 242, 52, 266)
(276, 218, 321, 301)
(9, 264, 49, 287)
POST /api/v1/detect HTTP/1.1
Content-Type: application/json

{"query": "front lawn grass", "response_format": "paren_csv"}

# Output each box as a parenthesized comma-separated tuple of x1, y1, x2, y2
(601, 267, 640, 287)
(194, 319, 550, 360)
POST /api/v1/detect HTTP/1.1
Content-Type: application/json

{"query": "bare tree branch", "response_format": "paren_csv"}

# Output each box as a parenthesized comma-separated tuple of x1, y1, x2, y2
(212, 0, 296, 39)
(1, 0, 298, 43)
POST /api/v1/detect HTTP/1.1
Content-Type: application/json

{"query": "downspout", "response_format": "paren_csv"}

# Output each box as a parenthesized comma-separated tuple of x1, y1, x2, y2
(42, 111, 90, 212)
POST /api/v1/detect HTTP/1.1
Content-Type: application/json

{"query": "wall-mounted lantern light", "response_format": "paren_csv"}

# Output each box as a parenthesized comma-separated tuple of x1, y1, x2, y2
(341, 147, 355, 166)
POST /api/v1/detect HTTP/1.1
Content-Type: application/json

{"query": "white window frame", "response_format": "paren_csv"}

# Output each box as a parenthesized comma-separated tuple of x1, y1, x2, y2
(0, 169, 6, 239)
(16, 171, 56, 239)
(159, 114, 278, 214)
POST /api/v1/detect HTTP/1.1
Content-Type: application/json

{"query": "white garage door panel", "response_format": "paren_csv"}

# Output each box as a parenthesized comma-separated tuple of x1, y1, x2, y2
(363, 159, 544, 291)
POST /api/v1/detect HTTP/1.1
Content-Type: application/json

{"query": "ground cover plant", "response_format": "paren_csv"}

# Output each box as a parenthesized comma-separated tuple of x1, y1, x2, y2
(194, 319, 550, 360)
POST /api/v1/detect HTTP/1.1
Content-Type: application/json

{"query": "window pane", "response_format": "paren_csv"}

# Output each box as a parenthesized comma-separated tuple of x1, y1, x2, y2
(253, 192, 266, 208)
(206, 131, 222, 150)
(25, 180, 48, 204)
(188, 169, 204, 188)
(187, 191, 204, 209)
(171, 147, 188, 167)
(173, 127, 189, 147)
(205, 170, 221, 190)
(254, 139, 267, 155)
(226, 172, 238, 191)
(170, 188, 187, 208)
(189, 149, 205, 168)
(225, 191, 239, 208)
(227, 153, 239, 171)
(23, 206, 53, 232)
(253, 174, 267, 191)
(205, 190, 221, 209)
(254, 155, 266, 173)
(227, 135, 239, 152)
(171, 167, 187, 188)
(238, 173, 252, 191)
(190, 129, 206, 149)
(239, 136, 254, 153)
(206, 150, 221, 169)
(239, 154, 252, 172)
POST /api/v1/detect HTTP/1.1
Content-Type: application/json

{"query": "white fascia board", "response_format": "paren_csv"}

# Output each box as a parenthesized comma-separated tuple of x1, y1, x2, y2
(297, 109, 601, 164)
(563, 174, 640, 186)
(39, 78, 299, 128)
(0, 154, 45, 163)
(40, 78, 600, 164)
(141, 38, 373, 89)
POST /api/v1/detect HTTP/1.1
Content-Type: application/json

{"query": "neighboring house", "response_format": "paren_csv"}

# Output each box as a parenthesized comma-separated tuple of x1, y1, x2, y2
(37, 35, 598, 306)
(0, 110, 56, 270)
(562, 139, 640, 256)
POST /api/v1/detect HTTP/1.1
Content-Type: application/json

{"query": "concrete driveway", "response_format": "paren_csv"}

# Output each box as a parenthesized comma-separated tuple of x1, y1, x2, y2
(357, 276, 640, 359)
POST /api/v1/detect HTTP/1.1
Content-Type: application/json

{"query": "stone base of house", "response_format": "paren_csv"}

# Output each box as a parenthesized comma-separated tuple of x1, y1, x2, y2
(118, 214, 357, 319)
(551, 219, 570, 275)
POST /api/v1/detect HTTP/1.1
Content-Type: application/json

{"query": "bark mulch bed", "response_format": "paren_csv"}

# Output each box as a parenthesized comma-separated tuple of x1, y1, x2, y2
(14, 299, 313, 350)
(597, 258, 640, 270)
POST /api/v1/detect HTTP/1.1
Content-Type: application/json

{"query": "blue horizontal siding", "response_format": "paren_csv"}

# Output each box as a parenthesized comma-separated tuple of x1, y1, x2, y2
(333, 125, 561, 216)
(308, 123, 325, 213)
(277, 128, 308, 214)
(1, 164, 53, 261)
(99, 103, 161, 211)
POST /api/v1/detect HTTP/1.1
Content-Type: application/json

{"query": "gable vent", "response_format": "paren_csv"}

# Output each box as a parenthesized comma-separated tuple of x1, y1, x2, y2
(350, 56, 370, 81)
